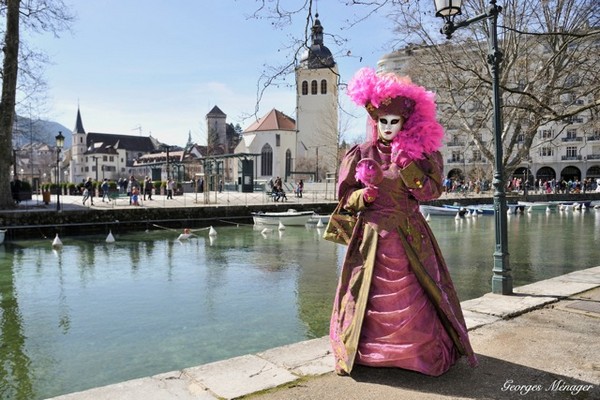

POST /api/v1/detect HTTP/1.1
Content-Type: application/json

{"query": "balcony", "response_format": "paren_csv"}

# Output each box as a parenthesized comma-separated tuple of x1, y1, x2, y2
(447, 141, 466, 147)
(586, 154, 600, 160)
(446, 158, 464, 164)
(561, 137, 583, 142)
(587, 136, 600, 142)
(561, 155, 582, 161)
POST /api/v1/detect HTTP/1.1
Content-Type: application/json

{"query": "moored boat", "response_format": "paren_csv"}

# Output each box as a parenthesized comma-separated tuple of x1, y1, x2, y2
(0, 229, 5, 244)
(443, 204, 494, 216)
(251, 209, 315, 226)
(420, 205, 468, 217)
(518, 201, 558, 212)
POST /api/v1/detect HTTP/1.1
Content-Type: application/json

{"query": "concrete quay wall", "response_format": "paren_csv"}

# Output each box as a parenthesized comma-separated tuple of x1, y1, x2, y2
(1, 191, 598, 241)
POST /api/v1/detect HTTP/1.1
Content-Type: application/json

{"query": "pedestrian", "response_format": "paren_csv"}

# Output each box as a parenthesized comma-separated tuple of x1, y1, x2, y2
(82, 177, 94, 206)
(166, 178, 174, 199)
(144, 177, 153, 200)
(127, 176, 140, 205)
(297, 179, 304, 198)
(101, 178, 109, 202)
(131, 187, 140, 206)
(330, 68, 477, 377)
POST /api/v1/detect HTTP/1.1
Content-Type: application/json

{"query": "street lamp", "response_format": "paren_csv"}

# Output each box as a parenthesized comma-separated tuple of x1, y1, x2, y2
(434, 0, 512, 294)
(55, 131, 65, 211)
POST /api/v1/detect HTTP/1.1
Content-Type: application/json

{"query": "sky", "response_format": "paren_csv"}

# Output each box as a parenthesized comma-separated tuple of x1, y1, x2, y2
(27, 0, 403, 147)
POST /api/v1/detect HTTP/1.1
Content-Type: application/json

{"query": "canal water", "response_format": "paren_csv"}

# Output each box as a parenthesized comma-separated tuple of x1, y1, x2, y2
(1, 210, 599, 399)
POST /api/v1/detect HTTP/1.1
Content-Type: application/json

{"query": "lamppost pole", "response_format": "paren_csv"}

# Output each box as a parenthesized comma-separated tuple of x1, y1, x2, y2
(55, 131, 65, 212)
(435, 0, 512, 294)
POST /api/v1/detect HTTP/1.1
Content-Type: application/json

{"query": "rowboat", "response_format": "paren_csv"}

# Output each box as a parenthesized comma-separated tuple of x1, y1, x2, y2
(420, 205, 468, 217)
(443, 204, 494, 216)
(251, 209, 315, 226)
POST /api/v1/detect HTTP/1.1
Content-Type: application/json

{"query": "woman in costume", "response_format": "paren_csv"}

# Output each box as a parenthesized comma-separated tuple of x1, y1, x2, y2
(330, 68, 477, 376)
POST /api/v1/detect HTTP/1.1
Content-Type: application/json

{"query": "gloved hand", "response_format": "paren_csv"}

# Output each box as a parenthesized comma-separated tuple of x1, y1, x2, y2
(392, 148, 414, 168)
(363, 186, 379, 203)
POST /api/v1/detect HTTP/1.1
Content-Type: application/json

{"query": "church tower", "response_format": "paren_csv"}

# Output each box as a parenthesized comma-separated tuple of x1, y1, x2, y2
(70, 107, 88, 183)
(206, 105, 227, 154)
(295, 14, 339, 181)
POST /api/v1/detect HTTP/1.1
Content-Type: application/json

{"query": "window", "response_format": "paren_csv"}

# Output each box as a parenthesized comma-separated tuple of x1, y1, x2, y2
(540, 130, 552, 139)
(103, 155, 108, 162)
(276, 134, 280, 147)
(301, 81, 308, 95)
(320, 79, 327, 94)
(311, 80, 317, 95)
(261, 144, 273, 176)
(451, 150, 463, 162)
(566, 129, 577, 140)
(80, 137, 83, 143)
(472, 150, 482, 161)
(110, 156, 114, 162)
(540, 147, 554, 157)
(566, 146, 577, 158)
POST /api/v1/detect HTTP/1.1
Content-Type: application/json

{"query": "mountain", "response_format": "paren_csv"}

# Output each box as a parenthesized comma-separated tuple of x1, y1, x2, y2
(13, 115, 72, 148)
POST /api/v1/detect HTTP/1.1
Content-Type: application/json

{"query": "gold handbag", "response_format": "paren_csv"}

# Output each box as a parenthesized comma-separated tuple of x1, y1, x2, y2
(322, 200, 357, 245)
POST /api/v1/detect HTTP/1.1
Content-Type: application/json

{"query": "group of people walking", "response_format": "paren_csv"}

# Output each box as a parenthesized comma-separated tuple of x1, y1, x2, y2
(80, 175, 179, 206)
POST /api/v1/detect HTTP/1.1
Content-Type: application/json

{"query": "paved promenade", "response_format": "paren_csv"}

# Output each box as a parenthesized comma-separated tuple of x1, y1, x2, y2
(48, 266, 600, 400)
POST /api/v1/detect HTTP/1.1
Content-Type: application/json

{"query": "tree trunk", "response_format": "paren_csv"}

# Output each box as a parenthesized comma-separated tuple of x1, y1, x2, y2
(0, 0, 20, 208)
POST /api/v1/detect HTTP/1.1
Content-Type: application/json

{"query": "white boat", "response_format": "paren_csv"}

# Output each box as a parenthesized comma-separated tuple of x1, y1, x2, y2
(0, 229, 5, 244)
(518, 201, 558, 212)
(252, 209, 315, 226)
(443, 204, 494, 215)
(420, 205, 468, 217)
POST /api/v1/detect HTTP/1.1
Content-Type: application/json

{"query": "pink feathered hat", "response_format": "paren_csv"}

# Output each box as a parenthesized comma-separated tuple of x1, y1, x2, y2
(347, 67, 445, 160)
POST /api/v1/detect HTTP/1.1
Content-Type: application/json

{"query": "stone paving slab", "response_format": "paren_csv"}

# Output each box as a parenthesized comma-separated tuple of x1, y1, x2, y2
(460, 293, 558, 318)
(462, 309, 501, 330)
(183, 354, 298, 399)
(513, 266, 600, 297)
(47, 370, 216, 400)
(257, 336, 333, 376)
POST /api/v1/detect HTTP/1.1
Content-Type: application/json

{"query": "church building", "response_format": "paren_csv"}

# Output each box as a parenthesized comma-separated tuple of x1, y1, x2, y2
(64, 108, 161, 184)
(234, 14, 339, 183)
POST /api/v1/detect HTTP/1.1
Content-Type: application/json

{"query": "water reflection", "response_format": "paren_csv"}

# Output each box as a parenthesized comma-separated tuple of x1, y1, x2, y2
(0, 211, 598, 399)
(0, 245, 34, 399)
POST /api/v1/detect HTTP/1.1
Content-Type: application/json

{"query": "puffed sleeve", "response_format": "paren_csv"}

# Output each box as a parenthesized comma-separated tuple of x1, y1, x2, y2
(399, 151, 444, 201)
(337, 145, 369, 212)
